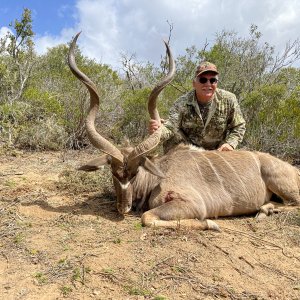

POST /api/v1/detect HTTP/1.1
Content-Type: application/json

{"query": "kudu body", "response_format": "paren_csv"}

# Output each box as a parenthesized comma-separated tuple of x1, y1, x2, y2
(68, 33, 300, 230)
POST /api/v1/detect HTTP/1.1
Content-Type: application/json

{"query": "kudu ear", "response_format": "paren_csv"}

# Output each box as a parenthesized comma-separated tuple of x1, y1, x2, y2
(140, 157, 165, 178)
(78, 155, 110, 172)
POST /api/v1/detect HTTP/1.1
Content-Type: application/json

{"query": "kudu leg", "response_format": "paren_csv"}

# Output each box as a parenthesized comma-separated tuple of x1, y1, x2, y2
(260, 157, 300, 206)
(268, 185, 300, 206)
(141, 201, 220, 231)
(256, 203, 275, 219)
(256, 201, 300, 219)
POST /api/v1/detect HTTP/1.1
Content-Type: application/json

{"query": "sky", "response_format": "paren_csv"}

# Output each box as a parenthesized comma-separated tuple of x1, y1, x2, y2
(1, 0, 300, 71)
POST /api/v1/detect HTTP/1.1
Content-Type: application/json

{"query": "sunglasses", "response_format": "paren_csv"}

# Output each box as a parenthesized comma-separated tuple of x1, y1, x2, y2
(198, 77, 218, 84)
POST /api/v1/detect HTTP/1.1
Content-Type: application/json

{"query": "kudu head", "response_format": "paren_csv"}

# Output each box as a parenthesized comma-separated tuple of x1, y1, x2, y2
(68, 32, 175, 214)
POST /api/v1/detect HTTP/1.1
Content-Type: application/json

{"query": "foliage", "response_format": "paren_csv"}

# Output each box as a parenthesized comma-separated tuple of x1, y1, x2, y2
(200, 25, 273, 98)
(114, 86, 181, 144)
(15, 117, 67, 151)
(174, 45, 202, 92)
(243, 81, 300, 158)
(35, 44, 123, 149)
(195, 25, 300, 158)
(0, 14, 122, 150)
(118, 51, 181, 143)
(0, 8, 34, 95)
(115, 88, 150, 142)
(0, 8, 36, 145)
(57, 167, 114, 195)
(199, 25, 300, 101)
(0, 9, 299, 160)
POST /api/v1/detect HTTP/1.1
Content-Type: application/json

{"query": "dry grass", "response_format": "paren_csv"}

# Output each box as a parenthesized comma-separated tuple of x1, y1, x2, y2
(0, 151, 299, 300)
(57, 166, 114, 195)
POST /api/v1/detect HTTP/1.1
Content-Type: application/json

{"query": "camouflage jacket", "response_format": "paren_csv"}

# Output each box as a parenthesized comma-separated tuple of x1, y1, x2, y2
(161, 89, 246, 150)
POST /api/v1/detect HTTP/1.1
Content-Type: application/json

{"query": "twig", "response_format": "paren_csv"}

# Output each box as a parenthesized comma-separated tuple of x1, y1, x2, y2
(0, 198, 20, 212)
(152, 255, 175, 269)
(159, 275, 198, 283)
(0, 172, 24, 176)
(239, 256, 255, 269)
(215, 244, 230, 255)
(281, 210, 293, 226)
(94, 271, 121, 284)
(251, 256, 297, 281)
(81, 265, 86, 285)
(1, 252, 9, 264)
(15, 212, 24, 221)
(222, 226, 294, 258)
(97, 201, 115, 206)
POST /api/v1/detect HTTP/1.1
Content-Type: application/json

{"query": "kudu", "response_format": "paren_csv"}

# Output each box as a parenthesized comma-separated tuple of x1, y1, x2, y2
(68, 32, 300, 230)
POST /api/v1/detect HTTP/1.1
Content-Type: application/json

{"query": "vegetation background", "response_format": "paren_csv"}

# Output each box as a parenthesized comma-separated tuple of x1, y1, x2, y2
(0, 9, 299, 300)
(0, 8, 299, 160)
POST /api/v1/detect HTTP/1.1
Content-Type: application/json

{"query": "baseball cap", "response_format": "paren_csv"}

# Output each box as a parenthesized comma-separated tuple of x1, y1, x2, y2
(195, 62, 219, 77)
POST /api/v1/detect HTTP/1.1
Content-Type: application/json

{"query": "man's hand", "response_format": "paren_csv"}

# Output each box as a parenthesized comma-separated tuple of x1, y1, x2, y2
(148, 119, 164, 134)
(218, 143, 234, 151)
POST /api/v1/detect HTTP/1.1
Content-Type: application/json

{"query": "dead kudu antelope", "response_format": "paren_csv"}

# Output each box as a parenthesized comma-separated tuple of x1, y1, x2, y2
(68, 33, 300, 231)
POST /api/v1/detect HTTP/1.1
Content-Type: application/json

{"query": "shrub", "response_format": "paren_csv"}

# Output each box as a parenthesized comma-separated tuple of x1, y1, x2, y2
(15, 117, 68, 150)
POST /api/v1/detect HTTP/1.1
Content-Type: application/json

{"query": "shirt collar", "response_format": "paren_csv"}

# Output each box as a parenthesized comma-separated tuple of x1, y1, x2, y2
(188, 89, 218, 107)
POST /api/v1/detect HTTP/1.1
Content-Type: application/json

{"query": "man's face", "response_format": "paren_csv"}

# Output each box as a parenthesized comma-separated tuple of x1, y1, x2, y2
(193, 72, 218, 103)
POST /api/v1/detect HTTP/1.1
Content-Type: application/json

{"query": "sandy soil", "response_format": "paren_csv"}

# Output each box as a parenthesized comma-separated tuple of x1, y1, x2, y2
(0, 150, 299, 300)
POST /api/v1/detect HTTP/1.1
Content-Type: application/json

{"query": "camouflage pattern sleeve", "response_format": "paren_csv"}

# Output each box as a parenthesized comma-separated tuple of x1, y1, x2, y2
(224, 96, 246, 149)
(160, 94, 187, 143)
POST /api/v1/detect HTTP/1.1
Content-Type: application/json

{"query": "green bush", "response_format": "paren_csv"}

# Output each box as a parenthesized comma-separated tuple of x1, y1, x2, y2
(15, 118, 67, 150)
(242, 84, 300, 158)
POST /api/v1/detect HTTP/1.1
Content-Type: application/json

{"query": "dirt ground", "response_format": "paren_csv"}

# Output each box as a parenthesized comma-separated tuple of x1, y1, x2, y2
(0, 150, 299, 300)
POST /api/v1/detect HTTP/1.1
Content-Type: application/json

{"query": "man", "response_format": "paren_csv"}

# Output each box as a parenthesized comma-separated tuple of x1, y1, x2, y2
(149, 61, 246, 151)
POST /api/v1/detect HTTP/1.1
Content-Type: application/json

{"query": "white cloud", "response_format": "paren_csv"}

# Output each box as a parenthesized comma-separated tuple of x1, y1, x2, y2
(35, 27, 77, 55)
(32, 0, 300, 69)
(0, 27, 14, 49)
(0, 26, 12, 38)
